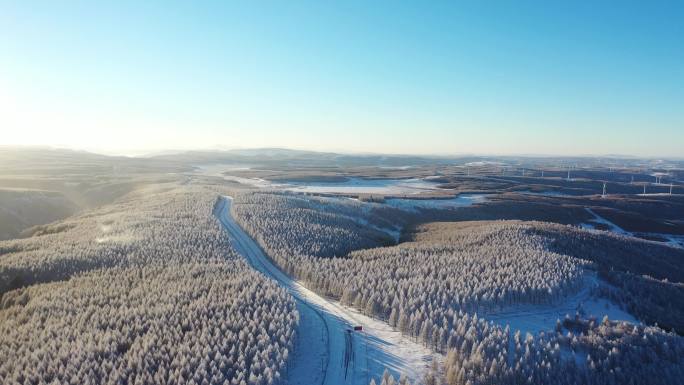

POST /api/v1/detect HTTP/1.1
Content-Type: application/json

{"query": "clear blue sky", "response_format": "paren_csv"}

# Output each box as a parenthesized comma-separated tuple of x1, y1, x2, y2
(1, 1, 682, 156)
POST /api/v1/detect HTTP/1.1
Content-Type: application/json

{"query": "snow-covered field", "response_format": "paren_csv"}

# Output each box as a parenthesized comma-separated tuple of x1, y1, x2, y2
(217, 197, 434, 385)
(284, 178, 439, 195)
(193, 163, 254, 173)
(195, 165, 442, 195)
(484, 274, 637, 335)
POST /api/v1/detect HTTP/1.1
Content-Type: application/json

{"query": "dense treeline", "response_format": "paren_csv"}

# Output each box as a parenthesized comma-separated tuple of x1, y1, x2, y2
(314, 225, 586, 315)
(232, 193, 588, 318)
(423, 316, 684, 385)
(0, 186, 299, 385)
(232, 191, 684, 385)
(232, 192, 401, 260)
(377, 316, 684, 385)
(1, 185, 234, 293)
(0, 264, 297, 385)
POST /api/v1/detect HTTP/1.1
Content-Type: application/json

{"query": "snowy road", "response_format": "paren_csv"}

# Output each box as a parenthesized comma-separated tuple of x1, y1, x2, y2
(216, 197, 433, 385)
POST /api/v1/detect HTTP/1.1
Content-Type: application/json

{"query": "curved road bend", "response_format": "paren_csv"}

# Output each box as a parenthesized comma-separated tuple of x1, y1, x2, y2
(216, 197, 361, 385)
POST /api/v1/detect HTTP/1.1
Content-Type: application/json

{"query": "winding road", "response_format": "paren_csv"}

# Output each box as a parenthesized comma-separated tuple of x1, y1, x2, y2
(216, 197, 368, 385)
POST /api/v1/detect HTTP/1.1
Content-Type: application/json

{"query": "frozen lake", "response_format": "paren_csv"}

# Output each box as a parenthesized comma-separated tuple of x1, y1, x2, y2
(195, 165, 445, 195)
(284, 177, 440, 195)
(199, 164, 492, 213)
(200, 167, 490, 211)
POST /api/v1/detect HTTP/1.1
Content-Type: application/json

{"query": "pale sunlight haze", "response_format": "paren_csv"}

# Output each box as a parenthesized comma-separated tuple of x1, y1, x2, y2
(1, 1, 682, 156)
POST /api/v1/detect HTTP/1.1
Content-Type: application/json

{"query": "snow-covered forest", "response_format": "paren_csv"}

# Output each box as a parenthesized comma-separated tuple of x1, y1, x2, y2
(232, 191, 684, 385)
(231, 192, 403, 260)
(2, 187, 683, 385)
(1, 185, 238, 291)
(0, 186, 298, 385)
(530, 223, 684, 333)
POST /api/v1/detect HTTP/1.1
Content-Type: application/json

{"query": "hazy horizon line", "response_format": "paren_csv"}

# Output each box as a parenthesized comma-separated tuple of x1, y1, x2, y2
(2, 144, 682, 161)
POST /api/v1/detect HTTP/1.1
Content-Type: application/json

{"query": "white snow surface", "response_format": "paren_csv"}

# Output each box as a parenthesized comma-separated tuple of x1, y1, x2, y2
(284, 178, 440, 195)
(581, 208, 632, 236)
(484, 274, 637, 335)
(217, 197, 434, 385)
(192, 164, 289, 188)
(196, 164, 442, 195)
(464, 161, 506, 167)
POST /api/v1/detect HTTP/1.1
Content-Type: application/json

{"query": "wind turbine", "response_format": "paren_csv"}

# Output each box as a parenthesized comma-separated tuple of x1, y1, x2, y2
(671, 183, 674, 195)
(602, 182, 607, 198)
